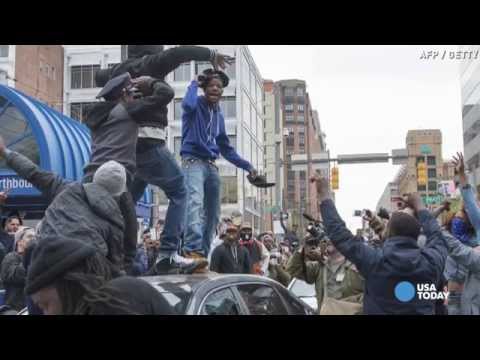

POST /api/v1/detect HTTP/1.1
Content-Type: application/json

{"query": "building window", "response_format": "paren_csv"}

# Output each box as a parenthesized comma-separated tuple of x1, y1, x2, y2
(220, 97, 236, 118)
(297, 104, 304, 112)
(0, 99, 40, 170)
(0, 45, 8, 57)
(428, 181, 437, 192)
(417, 184, 426, 191)
(297, 87, 304, 96)
(70, 102, 97, 123)
(195, 61, 212, 75)
(174, 62, 191, 82)
(299, 130, 305, 154)
(297, 115, 305, 124)
(285, 104, 294, 112)
(285, 114, 295, 123)
(174, 99, 183, 120)
(71, 65, 101, 89)
(284, 88, 295, 97)
(428, 168, 437, 178)
(427, 156, 436, 166)
(221, 176, 238, 204)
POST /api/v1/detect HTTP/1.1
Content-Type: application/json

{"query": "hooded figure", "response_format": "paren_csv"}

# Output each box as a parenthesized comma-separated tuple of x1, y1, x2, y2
(320, 199, 448, 315)
(2, 147, 127, 271)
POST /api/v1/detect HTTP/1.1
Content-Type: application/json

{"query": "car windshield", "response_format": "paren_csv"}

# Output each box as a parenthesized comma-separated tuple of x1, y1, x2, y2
(290, 279, 316, 297)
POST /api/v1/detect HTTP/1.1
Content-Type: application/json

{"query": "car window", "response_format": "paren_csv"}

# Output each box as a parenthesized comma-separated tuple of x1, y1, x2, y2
(201, 288, 243, 315)
(236, 284, 288, 315)
(277, 287, 310, 315)
(290, 278, 316, 297)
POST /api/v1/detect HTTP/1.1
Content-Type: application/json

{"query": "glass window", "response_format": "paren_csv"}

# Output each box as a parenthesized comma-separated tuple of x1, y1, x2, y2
(220, 97, 236, 118)
(428, 168, 437, 178)
(417, 184, 426, 191)
(297, 115, 305, 123)
(257, 114, 263, 146)
(0, 45, 8, 57)
(195, 61, 211, 75)
(70, 102, 97, 123)
(427, 156, 436, 166)
(201, 288, 242, 315)
(428, 181, 437, 192)
(284, 88, 295, 97)
(70, 65, 100, 89)
(285, 114, 294, 123)
(249, 71, 255, 101)
(297, 104, 304, 112)
(297, 87, 304, 96)
(174, 62, 191, 82)
(0, 102, 40, 170)
(174, 99, 183, 120)
(285, 104, 294, 112)
(221, 176, 238, 204)
(237, 284, 288, 315)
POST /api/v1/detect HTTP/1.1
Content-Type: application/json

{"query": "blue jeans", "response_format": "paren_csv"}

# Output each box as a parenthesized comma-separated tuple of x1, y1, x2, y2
(182, 157, 221, 257)
(130, 143, 187, 254)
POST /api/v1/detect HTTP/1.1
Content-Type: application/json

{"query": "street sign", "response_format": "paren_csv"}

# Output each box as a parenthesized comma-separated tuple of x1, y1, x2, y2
(421, 194, 443, 205)
(337, 153, 389, 164)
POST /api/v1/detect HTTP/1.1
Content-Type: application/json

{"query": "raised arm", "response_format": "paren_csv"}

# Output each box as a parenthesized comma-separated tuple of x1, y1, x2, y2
(182, 80, 200, 114)
(443, 229, 480, 273)
(0, 136, 69, 202)
(453, 152, 480, 233)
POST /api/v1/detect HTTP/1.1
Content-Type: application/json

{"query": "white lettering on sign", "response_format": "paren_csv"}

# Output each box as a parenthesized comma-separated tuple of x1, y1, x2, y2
(0, 178, 34, 190)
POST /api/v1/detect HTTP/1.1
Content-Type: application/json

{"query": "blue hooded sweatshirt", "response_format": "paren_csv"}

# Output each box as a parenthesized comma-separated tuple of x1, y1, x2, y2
(180, 81, 252, 172)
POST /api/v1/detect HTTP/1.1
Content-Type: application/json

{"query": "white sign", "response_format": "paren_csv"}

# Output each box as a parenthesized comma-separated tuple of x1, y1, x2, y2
(273, 220, 284, 235)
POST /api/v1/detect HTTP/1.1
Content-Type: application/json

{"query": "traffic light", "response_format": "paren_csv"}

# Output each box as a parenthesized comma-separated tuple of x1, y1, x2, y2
(331, 166, 339, 190)
(417, 161, 427, 186)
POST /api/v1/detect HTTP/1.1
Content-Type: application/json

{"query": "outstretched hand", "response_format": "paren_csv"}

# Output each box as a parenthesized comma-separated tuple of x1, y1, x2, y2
(310, 171, 330, 202)
(452, 152, 467, 186)
(212, 53, 235, 71)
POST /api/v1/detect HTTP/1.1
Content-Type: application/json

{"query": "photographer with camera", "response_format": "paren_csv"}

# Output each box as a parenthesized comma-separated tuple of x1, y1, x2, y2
(311, 174, 448, 315)
(285, 215, 364, 315)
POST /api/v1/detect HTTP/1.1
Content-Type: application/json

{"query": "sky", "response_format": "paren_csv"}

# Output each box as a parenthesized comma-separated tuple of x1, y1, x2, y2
(249, 45, 463, 230)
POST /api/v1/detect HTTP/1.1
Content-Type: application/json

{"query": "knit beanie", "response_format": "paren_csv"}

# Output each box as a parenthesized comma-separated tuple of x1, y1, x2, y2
(387, 212, 421, 240)
(93, 161, 127, 197)
(25, 239, 96, 296)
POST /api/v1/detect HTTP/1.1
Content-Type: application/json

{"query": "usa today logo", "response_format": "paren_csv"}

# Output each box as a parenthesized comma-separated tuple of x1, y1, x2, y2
(394, 281, 448, 302)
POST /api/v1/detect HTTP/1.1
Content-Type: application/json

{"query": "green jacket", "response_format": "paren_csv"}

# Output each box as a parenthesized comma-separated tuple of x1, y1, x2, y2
(286, 250, 364, 314)
(268, 264, 291, 287)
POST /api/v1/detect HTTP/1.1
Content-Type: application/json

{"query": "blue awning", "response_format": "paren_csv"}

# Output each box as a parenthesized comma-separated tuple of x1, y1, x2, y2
(0, 84, 152, 218)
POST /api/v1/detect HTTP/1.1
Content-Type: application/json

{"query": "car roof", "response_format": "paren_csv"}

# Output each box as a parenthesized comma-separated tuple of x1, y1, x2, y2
(139, 273, 282, 294)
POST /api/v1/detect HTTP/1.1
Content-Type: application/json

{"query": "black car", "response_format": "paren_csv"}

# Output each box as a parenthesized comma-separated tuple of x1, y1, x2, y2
(140, 273, 316, 315)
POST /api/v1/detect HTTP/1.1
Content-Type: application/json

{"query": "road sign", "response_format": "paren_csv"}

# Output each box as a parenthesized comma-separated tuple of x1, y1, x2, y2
(337, 153, 389, 164)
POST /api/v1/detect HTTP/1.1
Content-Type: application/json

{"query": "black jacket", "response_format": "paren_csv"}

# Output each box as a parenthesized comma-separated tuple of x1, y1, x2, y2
(320, 199, 448, 315)
(210, 243, 252, 274)
(110, 46, 214, 130)
(86, 276, 175, 315)
(6, 151, 125, 270)
(0, 252, 26, 311)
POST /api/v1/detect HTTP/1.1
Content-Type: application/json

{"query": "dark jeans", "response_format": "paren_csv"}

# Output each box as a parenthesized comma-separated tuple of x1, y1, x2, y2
(130, 141, 187, 255)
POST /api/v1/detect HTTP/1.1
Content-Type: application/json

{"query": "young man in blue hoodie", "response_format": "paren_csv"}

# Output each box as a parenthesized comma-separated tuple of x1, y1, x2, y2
(181, 69, 258, 262)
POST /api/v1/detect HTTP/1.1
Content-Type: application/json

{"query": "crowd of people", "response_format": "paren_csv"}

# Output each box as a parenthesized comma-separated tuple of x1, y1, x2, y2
(0, 44, 479, 316)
